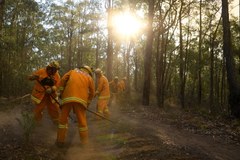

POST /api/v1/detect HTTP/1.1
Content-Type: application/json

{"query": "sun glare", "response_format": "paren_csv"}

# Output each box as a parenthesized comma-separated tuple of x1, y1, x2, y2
(112, 11, 143, 38)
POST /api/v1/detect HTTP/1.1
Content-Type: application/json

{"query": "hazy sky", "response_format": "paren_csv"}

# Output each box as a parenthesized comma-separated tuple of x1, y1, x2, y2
(230, 0, 239, 17)
(34, 0, 239, 17)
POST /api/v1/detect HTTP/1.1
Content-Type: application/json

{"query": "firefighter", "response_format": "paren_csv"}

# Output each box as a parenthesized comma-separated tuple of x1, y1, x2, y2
(28, 61, 61, 125)
(94, 68, 110, 119)
(109, 76, 119, 93)
(118, 77, 127, 101)
(109, 76, 119, 105)
(56, 66, 95, 147)
(118, 77, 127, 93)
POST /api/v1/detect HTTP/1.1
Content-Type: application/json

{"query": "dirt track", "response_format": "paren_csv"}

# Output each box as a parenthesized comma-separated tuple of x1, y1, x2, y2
(0, 100, 240, 160)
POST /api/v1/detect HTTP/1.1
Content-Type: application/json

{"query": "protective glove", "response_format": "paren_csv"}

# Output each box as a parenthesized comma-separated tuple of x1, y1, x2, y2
(51, 86, 57, 92)
(45, 88, 52, 94)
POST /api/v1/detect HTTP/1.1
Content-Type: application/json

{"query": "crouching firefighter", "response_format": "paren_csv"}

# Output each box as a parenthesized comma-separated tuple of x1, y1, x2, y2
(28, 61, 61, 125)
(56, 66, 95, 147)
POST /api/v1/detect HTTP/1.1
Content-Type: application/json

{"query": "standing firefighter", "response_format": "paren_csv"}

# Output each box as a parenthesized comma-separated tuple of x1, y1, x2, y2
(56, 66, 95, 147)
(109, 76, 119, 94)
(118, 77, 127, 101)
(94, 68, 110, 119)
(109, 76, 120, 105)
(119, 77, 127, 93)
(28, 61, 61, 124)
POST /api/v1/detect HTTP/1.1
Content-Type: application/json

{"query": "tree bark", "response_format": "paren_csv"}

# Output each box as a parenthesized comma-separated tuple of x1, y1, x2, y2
(106, 4, 113, 81)
(222, 0, 240, 118)
(179, 0, 185, 108)
(198, 0, 202, 105)
(0, 0, 5, 96)
(142, 0, 154, 106)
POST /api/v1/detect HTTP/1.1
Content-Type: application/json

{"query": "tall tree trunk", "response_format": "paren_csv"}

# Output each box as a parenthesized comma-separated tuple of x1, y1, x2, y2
(221, 59, 227, 110)
(222, 0, 240, 118)
(184, 5, 191, 108)
(126, 41, 132, 94)
(198, 0, 202, 105)
(67, 31, 73, 70)
(0, 0, 5, 96)
(67, 18, 74, 70)
(106, 1, 113, 80)
(156, 31, 164, 107)
(142, 0, 154, 106)
(209, 17, 221, 113)
(133, 50, 139, 91)
(77, 16, 83, 68)
(179, 0, 185, 108)
(95, 30, 100, 68)
(0, 0, 4, 32)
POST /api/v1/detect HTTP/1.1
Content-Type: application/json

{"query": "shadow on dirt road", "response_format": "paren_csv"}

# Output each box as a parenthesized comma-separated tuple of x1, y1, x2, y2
(0, 100, 240, 160)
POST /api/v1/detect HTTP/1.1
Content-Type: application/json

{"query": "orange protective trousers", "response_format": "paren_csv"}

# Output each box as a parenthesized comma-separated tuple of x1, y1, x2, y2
(33, 95, 59, 124)
(57, 102, 88, 144)
(97, 99, 110, 119)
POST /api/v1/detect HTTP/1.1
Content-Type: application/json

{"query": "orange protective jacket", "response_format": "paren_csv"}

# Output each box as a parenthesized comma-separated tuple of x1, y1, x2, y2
(96, 75, 110, 100)
(109, 81, 120, 93)
(59, 68, 95, 107)
(118, 80, 126, 92)
(30, 68, 61, 104)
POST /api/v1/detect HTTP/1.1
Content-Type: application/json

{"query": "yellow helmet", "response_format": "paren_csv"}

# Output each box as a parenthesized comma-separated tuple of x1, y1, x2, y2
(48, 61, 60, 70)
(81, 65, 93, 76)
(95, 68, 102, 75)
(114, 76, 118, 80)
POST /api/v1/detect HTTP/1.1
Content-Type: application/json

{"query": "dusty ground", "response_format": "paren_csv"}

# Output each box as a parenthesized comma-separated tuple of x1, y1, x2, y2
(0, 97, 240, 160)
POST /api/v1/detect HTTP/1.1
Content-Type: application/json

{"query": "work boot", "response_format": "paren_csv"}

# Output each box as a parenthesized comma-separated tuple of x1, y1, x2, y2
(79, 131, 88, 145)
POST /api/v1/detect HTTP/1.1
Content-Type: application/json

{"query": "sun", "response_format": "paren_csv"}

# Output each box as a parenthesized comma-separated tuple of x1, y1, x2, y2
(111, 11, 144, 38)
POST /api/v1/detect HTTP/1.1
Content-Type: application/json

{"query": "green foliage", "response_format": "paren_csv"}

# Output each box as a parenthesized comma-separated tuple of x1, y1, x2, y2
(0, 0, 239, 117)
(0, 0, 49, 97)
(16, 111, 36, 143)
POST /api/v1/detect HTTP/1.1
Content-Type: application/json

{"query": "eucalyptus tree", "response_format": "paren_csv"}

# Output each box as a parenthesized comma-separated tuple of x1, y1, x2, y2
(206, 3, 222, 112)
(172, 0, 225, 110)
(1, 0, 47, 96)
(105, 0, 114, 80)
(0, 0, 4, 32)
(0, 0, 5, 96)
(47, 0, 104, 73)
(197, 0, 203, 105)
(222, 0, 240, 118)
(178, 0, 185, 108)
(88, 0, 107, 69)
(49, 1, 78, 70)
(153, 0, 178, 107)
(142, 0, 154, 105)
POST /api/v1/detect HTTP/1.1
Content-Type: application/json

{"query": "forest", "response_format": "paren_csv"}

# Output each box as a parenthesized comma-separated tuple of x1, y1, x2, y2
(1, 0, 240, 117)
(1, 0, 240, 116)
(0, 0, 240, 159)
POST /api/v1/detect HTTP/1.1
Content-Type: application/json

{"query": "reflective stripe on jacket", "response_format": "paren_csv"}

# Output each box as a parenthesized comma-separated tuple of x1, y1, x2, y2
(79, 126, 88, 132)
(60, 68, 95, 107)
(58, 124, 68, 129)
(96, 75, 110, 100)
(31, 68, 61, 104)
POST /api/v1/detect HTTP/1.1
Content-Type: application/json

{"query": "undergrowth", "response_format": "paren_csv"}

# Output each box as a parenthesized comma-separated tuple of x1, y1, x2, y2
(16, 111, 36, 144)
